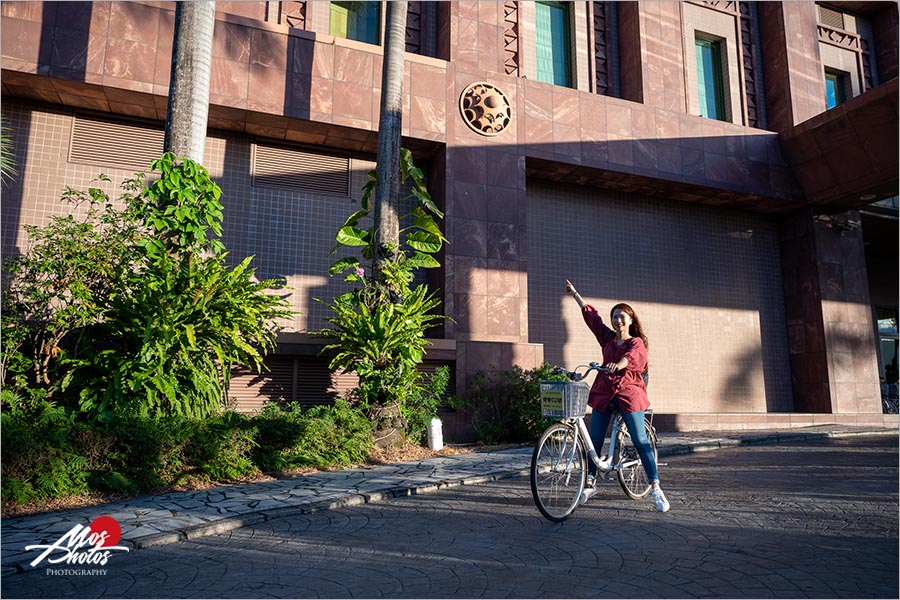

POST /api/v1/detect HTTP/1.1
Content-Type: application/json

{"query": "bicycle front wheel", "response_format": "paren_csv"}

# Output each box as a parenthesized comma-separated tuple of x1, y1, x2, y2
(615, 418, 657, 500)
(530, 423, 587, 522)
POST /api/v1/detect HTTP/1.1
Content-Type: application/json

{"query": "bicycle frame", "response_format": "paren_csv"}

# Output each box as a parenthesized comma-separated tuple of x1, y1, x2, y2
(568, 412, 641, 475)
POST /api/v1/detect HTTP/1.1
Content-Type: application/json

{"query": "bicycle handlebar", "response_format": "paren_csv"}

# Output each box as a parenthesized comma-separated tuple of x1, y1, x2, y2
(553, 362, 612, 382)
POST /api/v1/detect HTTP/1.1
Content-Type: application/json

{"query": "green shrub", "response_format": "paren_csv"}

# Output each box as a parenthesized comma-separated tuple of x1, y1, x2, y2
(462, 362, 566, 444)
(1, 397, 376, 511)
(95, 416, 193, 492)
(251, 399, 372, 472)
(2, 154, 292, 422)
(314, 148, 449, 420)
(1, 390, 91, 504)
(69, 154, 292, 420)
(183, 413, 259, 481)
(404, 365, 451, 445)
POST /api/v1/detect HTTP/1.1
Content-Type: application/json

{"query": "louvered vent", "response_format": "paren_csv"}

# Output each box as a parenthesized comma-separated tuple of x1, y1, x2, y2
(817, 5, 845, 30)
(70, 113, 164, 171)
(252, 143, 350, 196)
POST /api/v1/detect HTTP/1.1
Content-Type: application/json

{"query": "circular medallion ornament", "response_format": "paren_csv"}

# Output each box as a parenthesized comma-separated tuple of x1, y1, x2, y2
(459, 82, 512, 136)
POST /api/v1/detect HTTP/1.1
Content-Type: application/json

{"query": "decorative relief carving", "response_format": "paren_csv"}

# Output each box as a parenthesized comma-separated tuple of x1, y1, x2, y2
(502, 2, 520, 76)
(696, 0, 738, 14)
(861, 38, 874, 92)
(406, 1, 423, 55)
(817, 24, 861, 51)
(593, 1, 610, 96)
(739, 1, 760, 128)
(459, 82, 512, 136)
(266, 1, 307, 29)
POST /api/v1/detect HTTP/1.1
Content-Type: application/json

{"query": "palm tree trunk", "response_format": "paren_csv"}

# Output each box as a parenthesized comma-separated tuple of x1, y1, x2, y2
(373, 0, 409, 280)
(164, 0, 216, 162)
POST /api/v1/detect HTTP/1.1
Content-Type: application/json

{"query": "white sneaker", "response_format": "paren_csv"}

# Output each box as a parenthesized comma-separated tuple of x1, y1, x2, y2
(579, 486, 597, 505)
(651, 487, 670, 513)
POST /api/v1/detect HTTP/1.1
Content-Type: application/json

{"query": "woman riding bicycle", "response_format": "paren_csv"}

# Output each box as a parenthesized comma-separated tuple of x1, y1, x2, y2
(566, 279, 670, 513)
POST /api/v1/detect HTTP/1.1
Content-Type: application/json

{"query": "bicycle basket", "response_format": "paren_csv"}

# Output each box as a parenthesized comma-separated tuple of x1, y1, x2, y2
(539, 381, 590, 418)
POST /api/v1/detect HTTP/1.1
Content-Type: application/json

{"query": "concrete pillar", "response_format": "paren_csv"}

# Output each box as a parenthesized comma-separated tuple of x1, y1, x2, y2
(779, 208, 882, 414)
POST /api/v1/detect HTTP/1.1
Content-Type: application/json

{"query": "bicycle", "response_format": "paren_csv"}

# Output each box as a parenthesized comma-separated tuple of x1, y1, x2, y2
(881, 382, 899, 414)
(530, 362, 660, 522)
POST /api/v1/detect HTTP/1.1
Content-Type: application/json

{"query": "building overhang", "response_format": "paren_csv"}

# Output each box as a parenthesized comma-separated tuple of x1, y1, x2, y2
(779, 77, 899, 211)
(525, 158, 801, 214)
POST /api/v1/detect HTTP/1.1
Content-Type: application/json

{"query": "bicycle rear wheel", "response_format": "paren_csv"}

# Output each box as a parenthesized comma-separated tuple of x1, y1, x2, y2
(530, 423, 587, 522)
(615, 418, 657, 500)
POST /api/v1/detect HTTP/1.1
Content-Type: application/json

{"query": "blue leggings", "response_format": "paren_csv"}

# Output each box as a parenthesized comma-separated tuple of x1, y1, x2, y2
(588, 405, 660, 484)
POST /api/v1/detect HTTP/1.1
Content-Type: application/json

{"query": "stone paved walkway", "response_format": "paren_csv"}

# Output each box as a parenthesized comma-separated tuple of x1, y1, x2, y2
(2, 424, 895, 578)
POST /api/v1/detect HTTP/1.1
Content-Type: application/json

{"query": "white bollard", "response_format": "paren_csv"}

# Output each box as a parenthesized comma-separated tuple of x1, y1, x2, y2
(427, 417, 444, 451)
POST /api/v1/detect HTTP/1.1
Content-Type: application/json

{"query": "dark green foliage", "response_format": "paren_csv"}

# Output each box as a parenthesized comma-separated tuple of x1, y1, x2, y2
(1, 399, 374, 511)
(1, 175, 142, 390)
(315, 148, 451, 426)
(252, 399, 373, 472)
(404, 366, 451, 445)
(181, 413, 258, 482)
(462, 363, 567, 444)
(316, 283, 445, 410)
(2, 153, 292, 420)
(1, 389, 91, 504)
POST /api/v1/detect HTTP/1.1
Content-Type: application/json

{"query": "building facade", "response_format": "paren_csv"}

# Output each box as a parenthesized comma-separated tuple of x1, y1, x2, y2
(2, 1, 897, 437)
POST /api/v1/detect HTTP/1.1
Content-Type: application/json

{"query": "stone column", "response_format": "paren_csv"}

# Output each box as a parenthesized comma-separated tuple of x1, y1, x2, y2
(779, 208, 882, 414)
(758, 1, 826, 132)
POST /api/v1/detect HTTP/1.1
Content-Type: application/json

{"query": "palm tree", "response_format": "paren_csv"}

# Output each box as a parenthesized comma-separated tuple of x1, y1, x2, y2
(1, 117, 16, 187)
(372, 0, 409, 281)
(164, 1, 216, 162)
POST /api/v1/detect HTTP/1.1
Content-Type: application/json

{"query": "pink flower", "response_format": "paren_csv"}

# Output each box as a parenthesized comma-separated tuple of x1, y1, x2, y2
(355, 267, 366, 278)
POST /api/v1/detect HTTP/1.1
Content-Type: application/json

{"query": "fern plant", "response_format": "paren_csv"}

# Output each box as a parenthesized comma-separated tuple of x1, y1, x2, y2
(314, 149, 450, 419)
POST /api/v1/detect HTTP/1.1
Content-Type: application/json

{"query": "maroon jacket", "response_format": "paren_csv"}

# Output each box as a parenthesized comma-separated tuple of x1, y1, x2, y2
(581, 304, 649, 415)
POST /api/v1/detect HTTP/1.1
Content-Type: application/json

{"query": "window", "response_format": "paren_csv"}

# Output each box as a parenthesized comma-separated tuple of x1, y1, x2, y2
(695, 37, 726, 121)
(825, 69, 848, 109)
(330, 1, 380, 45)
(535, 2, 572, 87)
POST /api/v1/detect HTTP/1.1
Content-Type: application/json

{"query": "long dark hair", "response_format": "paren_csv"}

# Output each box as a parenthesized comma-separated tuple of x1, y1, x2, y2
(610, 303, 649, 373)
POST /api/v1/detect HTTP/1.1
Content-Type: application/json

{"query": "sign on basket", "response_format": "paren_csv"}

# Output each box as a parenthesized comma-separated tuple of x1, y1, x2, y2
(539, 381, 590, 418)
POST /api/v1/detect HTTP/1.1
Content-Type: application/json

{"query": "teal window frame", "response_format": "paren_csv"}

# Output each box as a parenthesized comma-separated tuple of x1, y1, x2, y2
(330, 1, 381, 45)
(535, 1, 572, 88)
(695, 37, 726, 121)
(825, 70, 847, 110)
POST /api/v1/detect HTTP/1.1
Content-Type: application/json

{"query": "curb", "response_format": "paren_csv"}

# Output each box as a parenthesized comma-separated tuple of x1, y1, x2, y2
(660, 428, 897, 456)
(127, 471, 533, 552)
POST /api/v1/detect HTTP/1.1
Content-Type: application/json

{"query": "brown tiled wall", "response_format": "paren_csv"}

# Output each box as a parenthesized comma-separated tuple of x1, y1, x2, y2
(1, 98, 382, 336)
(2, 100, 145, 250)
(526, 179, 793, 415)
